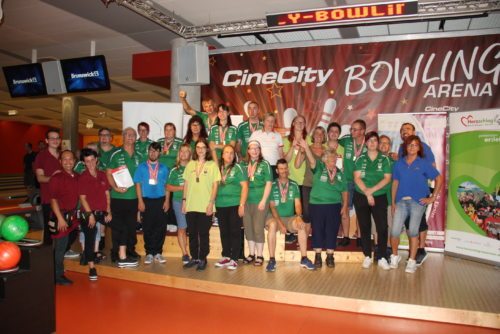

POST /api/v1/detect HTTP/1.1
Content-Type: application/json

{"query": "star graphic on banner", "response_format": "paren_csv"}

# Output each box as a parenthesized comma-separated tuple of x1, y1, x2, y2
(262, 56, 267, 61)
(267, 82, 284, 98)
(246, 88, 252, 94)
(329, 90, 335, 95)
(209, 57, 216, 66)
(401, 98, 408, 105)
(366, 108, 377, 121)
(347, 105, 354, 111)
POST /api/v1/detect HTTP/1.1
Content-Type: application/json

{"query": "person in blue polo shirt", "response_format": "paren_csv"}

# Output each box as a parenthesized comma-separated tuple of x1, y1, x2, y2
(390, 135, 442, 274)
(134, 142, 170, 265)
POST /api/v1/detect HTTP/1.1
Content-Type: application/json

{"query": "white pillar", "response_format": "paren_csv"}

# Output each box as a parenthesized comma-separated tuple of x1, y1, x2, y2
(61, 96, 79, 151)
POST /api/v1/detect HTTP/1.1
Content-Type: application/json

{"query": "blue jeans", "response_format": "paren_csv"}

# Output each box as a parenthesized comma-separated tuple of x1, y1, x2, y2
(391, 199, 426, 238)
(172, 200, 187, 229)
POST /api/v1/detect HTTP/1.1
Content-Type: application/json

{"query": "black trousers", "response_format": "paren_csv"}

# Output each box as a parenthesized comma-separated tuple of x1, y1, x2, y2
(142, 197, 167, 255)
(186, 212, 212, 261)
(216, 206, 242, 261)
(110, 198, 138, 254)
(353, 192, 388, 259)
(80, 212, 106, 262)
(301, 186, 312, 223)
(42, 203, 53, 245)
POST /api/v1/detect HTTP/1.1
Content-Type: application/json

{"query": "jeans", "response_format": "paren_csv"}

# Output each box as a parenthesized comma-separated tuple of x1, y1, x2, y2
(172, 200, 187, 229)
(392, 199, 426, 238)
(53, 235, 68, 279)
(216, 206, 242, 261)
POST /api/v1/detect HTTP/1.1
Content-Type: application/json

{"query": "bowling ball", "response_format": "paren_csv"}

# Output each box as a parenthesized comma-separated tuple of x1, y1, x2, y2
(0, 241, 21, 270)
(1, 215, 29, 242)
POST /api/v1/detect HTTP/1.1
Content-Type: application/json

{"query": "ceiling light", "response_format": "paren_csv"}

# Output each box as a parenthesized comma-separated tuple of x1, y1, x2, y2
(8, 110, 18, 116)
(86, 119, 94, 129)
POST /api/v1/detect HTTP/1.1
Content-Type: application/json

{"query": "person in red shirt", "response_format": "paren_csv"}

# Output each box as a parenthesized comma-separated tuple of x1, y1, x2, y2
(34, 129, 61, 244)
(78, 148, 112, 281)
(49, 150, 79, 285)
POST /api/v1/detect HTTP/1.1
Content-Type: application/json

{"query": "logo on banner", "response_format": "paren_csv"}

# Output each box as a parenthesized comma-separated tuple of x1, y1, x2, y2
(460, 114, 500, 127)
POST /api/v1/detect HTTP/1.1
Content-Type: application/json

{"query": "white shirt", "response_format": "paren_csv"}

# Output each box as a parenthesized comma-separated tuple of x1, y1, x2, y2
(249, 129, 283, 165)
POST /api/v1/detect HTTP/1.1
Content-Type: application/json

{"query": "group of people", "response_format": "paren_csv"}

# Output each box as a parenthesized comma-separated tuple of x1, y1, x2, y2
(33, 90, 442, 285)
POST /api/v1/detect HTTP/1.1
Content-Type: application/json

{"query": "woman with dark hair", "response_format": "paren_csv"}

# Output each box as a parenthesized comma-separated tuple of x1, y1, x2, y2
(390, 135, 442, 274)
(184, 115, 208, 151)
(284, 115, 308, 184)
(208, 104, 238, 162)
(353, 131, 392, 270)
(214, 145, 248, 270)
(182, 138, 221, 271)
(166, 144, 192, 264)
(78, 148, 112, 281)
(239, 140, 272, 266)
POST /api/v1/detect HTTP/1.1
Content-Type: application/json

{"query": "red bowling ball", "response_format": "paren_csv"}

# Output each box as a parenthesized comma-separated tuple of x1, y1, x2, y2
(0, 241, 21, 270)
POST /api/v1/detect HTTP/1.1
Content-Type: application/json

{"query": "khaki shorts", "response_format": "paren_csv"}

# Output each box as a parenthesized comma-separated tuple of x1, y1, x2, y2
(266, 215, 300, 233)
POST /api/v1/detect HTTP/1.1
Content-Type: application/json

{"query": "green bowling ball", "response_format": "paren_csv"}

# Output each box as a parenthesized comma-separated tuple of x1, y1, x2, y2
(0, 214, 5, 237)
(1, 215, 29, 242)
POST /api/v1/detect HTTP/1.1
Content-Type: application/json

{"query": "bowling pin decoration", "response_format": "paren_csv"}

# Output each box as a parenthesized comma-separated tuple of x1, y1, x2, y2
(243, 101, 251, 118)
(283, 108, 298, 135)
(317, 98, 337, 130)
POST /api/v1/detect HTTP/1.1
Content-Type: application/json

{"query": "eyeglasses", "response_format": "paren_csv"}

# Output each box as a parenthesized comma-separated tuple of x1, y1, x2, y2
(407, 144, 419, 148)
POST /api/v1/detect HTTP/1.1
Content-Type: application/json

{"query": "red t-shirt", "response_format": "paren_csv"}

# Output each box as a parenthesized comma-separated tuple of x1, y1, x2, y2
(33, 149, 61, 204)
(78, 169, 110, 211)
(48, 171, 79, 211)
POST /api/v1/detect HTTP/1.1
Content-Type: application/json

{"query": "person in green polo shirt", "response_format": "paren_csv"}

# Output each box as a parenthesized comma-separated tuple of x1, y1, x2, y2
(339, 119, 367, 247)
(166, 144, 192, 264)
(353, 132, 392, 271)
(237, 101, 262, 159)
(214, 145, 248, 270)
(301, 141, 348, 269)
(377, 134, 395, 260)
(97, 127, 118, 172)
(106, 127, 144, 268)
(240, 140, 272, 266)
(265, 158, 315, 272)
(135, 122, 153, 161)
(179, 90, 218, 132)
(158, 122, 183, 170)
(208, 104, 238, 162)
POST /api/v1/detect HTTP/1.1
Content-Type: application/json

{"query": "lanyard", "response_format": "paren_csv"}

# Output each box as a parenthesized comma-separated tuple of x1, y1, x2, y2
(353, 137, 365, 161)
(249, 121, 259, 134)
(327, 166, 337, 184)
(247, 160, 258, 181)
(147, 161, 159, 181)
(219, 126, 227, 145)
(278, 180, 289, 203)
(221, 165, 232, 184)
(195, 161, 206, 183)
(163, 139, 173, 154)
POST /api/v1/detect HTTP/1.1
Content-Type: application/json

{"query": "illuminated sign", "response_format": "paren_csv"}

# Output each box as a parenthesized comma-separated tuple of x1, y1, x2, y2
(266, 1, 419, 28)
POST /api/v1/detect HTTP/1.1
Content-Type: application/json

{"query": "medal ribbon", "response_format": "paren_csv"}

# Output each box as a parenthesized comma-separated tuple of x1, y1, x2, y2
(278, 181, 289, 203)
(147, 161, 159, 182)
(221, 165, 232, 184)
(247, 160, 258, 180)
(195, 161, 206, 182)
(219, 126, 227, 145)
(327, 166, 337, 184)
(163, 139, 173, 154)
(249, 121, 259, 134)
(353, 137, 365, 159)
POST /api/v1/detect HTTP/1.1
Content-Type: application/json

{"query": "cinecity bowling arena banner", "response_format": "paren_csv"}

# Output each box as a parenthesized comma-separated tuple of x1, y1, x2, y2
(203, 34, 499, 132)
(446, 109, 500, 265)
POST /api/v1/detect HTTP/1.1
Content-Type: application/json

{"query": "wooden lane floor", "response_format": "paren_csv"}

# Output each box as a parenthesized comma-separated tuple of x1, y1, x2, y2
(65, 251, 500, 329)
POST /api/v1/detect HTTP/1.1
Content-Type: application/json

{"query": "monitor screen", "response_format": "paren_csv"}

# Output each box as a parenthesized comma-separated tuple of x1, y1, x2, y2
(60, 55, 111, 93)
(2, 63, 47, 97)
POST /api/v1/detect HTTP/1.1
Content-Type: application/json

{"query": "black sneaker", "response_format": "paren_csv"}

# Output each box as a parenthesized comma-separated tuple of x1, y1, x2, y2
(184, 259, 199, 268)
(416, 248, 428, 266)
(117, 257, 139, 268)
(136, 222, 143, 232)
(339, 237, 350, 247)
(127, 250, 140, 260)
(196, 260, 207, 271)
(55, 275, 73, 286)
(285, 233, 297, 244)
(326, 254, 335, 268)
(89, 268, 98, 281)
(314, 253, 322, 268)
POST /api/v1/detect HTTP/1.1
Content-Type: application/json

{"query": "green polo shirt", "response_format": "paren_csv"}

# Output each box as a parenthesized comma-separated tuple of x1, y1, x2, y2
(385, 156, 395, 203)
(167, 165, 186, 202)
(98, 145, 117, 171)
(270, 179, 300, 217)
(108, 147, 143, 199)
(310, 161, 347, 205)
(74, 161, 86, 174)
(237, 121, 263, 157)
(196, 111, 218, 132)
(208, 125, 238, 160)
(339, 135, 367, 182)
(157, 137, 183, 169)
(216, 163, 247, 208)
(354, 152, 392, 197)
(239, 159, 272, 204)
(134, 138, 153, 161)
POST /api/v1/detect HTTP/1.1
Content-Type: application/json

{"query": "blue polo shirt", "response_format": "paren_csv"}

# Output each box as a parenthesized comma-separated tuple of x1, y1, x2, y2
(133, 161, 169, 199)
(398, 141, 435, 164)
(392, 157, 439, 204)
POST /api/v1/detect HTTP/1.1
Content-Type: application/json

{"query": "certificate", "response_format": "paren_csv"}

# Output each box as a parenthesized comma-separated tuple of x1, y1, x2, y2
(110, 165, 134, 188)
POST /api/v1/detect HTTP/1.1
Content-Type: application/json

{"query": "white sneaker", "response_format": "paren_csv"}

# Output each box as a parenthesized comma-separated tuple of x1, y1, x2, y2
(215, 257, 231, 267)
(169, 225, 178, 232)
(405, 259, 417, 273)
(390, 254, 401, 269)
(377, 258, 390, 270)
(362, 256, 372, 269)
(154, 254, 166, 264)
(227, 259, 238, 270)
(144, 254, 154, 264)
